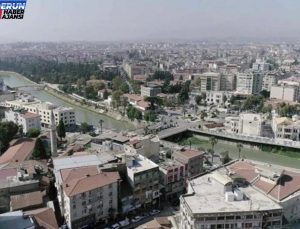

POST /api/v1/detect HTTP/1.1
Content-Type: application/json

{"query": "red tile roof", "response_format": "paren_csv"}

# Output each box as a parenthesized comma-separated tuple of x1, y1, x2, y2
(0, 138, 36, 165)
(21, 112, 40, 119)
(175, 149, 205, 159)
(10, 191, 43, 211)
(60, 166, 99, 183)
(229, 161, 300, 201)
(64, 172, 120, 197)
(25, 207, 58, 229)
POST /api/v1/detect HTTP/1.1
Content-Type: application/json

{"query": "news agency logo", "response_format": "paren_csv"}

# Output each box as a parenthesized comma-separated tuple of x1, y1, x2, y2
(0, 0, 27, 20)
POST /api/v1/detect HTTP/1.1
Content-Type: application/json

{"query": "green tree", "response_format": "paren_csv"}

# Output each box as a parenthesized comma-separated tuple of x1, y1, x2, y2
(144, 110, 157, 122)
(80, 122, 91, 134)
(26, 128, 41, 138)
(0, 121, 19, 154)
(112, 90, 123, 108)
(57, 119, 66, 141)
(32, 138, 48, 159)
(120, 82, 129, 93)
(112, 76, 123, 91)
(195, 95, 202, 105)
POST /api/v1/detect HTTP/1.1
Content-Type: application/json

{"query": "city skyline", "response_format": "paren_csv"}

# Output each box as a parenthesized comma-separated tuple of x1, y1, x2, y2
(1, 0, 300, 42)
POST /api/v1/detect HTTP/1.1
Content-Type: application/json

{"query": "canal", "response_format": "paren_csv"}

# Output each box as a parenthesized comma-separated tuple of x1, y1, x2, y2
(0, 72, 134, 131)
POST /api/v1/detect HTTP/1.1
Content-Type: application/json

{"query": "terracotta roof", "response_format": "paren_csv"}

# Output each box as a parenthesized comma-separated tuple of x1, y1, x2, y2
(229, 161, 300, 201)
(25, 207, 58, 229)
(137, 100, 150, 109)
(0, 168, 17, 183)
(123, 93, 144, 102)
(21, 112, 40, 119)
(137, 217, 172, 229)
(60, 166, 99, 183)
(0, 138, 36, 165)
(64, 172, 120, 197)
(229, 161, 258, 182)
(10, 191, 43, 211)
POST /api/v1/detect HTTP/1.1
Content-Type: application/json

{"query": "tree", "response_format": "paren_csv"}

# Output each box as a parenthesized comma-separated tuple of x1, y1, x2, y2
(112, 76, 123, 91)
(0, 121, 19, 154)
(178, 81, 190, 104)
(32, 138, 48, 159)
(57, 119, 66, 141)
(237, 143, 243, 159)
(112, 90, 123, 108)
(99, 119, 104, 134)
(102, 89, 109, 100)
(144, 110, 157, 122)
(195, 95, 202, 105)
(80, 122, 91, 134)
(209, 137, 218, 164)
(26, 128, 41, 138)
(221, 151, 231, 164)
(260, 90, 270, 99)
(144, 96, 162, 110)
(120, 82, 129, 93)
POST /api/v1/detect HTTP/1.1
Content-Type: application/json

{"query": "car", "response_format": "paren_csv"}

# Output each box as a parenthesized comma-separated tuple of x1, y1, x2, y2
(149, 209, 160, 215)
(119, 219, 130, 227)
(111, 223, 120, 229)
(131, 215, 143, 223)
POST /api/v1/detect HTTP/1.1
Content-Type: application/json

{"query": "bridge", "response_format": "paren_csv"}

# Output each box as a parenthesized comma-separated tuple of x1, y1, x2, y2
(14, 84, 45, 90)
(158, 124, 300, 150)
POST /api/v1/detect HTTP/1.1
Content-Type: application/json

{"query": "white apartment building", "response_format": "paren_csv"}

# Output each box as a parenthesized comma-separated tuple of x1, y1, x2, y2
(6, 99, 75, 128)
(206, 91, 232, 105)
(272, 115, 300, 141)
(125, 154, 160, 209)
(5, 110, 41, 134)
(180, 165, 283, 229)
(236, 72, 262, 95)
(252, 59, 270, 71)
(140, 83, 162, 97)
(196, 72, 221, 92)
(124, 135, 160, 159)
(63, 170, 120, 229)
(270, 84, 299, 102)
(225, 113, 263, 136)
(262, 73, 278, 91)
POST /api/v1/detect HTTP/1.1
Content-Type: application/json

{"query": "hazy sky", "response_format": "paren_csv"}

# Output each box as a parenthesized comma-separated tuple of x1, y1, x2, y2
(1, 0, 300, 42)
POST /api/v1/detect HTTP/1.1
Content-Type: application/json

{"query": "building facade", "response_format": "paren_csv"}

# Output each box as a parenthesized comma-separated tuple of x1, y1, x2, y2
(5, 110, 41, 133)
(236, 72, 262, 95)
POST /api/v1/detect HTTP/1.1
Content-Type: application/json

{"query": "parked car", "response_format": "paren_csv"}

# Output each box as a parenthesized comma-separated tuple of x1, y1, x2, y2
(131, 215, 143, 223)
(150, 209, 160, 215)
(119, 219, 130, 227)
(111, 223, 120, 229)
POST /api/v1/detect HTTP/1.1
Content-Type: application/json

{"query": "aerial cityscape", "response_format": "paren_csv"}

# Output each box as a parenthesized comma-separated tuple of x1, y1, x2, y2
(1, 1, 300, 229)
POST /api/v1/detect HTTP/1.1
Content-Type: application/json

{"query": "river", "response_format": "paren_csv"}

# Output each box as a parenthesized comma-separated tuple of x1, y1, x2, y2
(0, 72, 134, 131)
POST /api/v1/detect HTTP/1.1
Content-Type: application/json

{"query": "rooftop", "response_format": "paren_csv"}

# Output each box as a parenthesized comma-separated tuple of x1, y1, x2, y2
(0, 138, 36, 166)
(174, 149, 204, 159)
(10, 191, 44, 211)
(0, 211, 35, 229)
(64, 171, 120, 197)
(126, 154, 158, 173)
(25, 207, 58, 229)
(183, 167, 282, 214)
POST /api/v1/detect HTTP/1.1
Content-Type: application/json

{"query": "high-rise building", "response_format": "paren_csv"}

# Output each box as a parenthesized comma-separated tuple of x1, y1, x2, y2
(236, 72, 262, 95)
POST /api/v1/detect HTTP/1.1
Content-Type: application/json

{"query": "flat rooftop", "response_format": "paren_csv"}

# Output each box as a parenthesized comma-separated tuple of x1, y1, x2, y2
(183, 167, 282, 214)
(126, 154, 158, 173)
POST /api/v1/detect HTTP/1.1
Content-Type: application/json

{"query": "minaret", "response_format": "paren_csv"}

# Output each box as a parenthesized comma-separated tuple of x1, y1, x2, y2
(50, 110, 57, 157)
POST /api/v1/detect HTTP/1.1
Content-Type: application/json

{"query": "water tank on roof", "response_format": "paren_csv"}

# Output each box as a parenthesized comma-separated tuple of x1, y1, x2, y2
(234, 189, 244, 201)
(225, 192, 235, 202)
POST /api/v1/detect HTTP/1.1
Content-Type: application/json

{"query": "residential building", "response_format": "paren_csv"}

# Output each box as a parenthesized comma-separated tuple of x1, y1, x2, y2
(236, 72, 262, 95)
(225, 113, 263, 136)
(262, 73, 278, 91)
(0, 79, 15, 103)
(220, 73, 236, 91)
(125, 154, 160, 209)
(252, 59, 270, 71)
(196, 72, 221, 92)
(206, 91, 232, 105)
(5, 109, 41, 134)
(137, 217, 173, 229)
(10, 191, 44, 211)
(272, 115, 300, 141)
(140, 83, 162, 97)
(123, 94, 150, 111)
(270, 84, 299, 102)
(173, 149, 204, 178)
(124, 135, 160, 159)
(6, 99, 76, 128)
(180, 164, 283, 229)
(229, 160, 300, 223)
(159, 159, 186, 201)
(61, 168, 120, 229)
